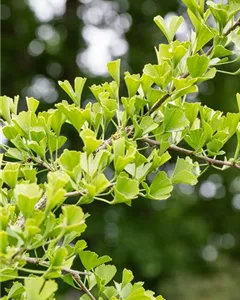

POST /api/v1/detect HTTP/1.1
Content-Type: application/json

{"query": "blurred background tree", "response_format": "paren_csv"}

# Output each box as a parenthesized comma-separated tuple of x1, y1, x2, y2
(1, 0, 240, 299)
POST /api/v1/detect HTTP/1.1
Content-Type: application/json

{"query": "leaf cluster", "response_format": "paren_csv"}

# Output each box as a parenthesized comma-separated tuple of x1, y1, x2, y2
(0, 0, 240, 299)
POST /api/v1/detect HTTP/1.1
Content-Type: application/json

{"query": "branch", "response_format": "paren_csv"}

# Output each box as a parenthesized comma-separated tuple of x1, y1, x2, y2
(224, 18, 240, 36)
(25, 257, 96, 300)
(97, 136, 114, 152)
(149, 93, 171, 115)
(142, 137, 240, 169)
(31, 157, 55, 172)
(97, 125, 134, 152)
(72, 272, 96, 300)
(148, 19, 240, 115)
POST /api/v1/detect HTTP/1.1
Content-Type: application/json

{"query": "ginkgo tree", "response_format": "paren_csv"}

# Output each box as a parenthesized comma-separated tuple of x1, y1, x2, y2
(0, 0, 240, 299)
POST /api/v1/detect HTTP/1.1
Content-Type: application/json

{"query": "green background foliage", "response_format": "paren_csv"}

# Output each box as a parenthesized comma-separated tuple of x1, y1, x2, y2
(1, 0, 240, 299)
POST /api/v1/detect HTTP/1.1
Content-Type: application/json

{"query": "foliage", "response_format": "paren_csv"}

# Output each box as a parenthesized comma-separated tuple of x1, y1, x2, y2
(0, 0, 240, 299)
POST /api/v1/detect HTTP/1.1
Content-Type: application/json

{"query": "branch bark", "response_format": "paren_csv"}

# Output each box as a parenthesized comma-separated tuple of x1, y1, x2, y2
(142, 137, 240, 169)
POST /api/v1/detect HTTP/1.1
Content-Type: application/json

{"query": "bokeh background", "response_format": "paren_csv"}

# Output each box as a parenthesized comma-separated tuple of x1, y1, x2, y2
(1, 0, 240, 299)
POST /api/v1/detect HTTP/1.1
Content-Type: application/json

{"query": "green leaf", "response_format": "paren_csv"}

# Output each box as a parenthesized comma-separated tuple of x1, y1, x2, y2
(99, 93, 118, 127)
(6, 282, 24, 299)
(94, 264, 117, 285)
(92, 173, 110, 194)
(139, 116, 159, 135)
(74, 240, 88, 253)
(156, 41, 188, 66)
(237, 93, 240, 112)
(103, 286, 118, 299)
(48, 134, 67, 153)
(124, 72, 141, 98)
(207, 2, 238, 31)
(0, 268, 18, 282)
(107, 59, 121, 87)
(171, 157, 199, 185)
(184, 102, 200, 126)
(122, 269, 134, 288)
(15, 183, 43, 219)
(194, 23, 214, 53)
(143, 62, 172, 89)
(58, 78, 86, 106)
(140, 73, 154, 96)
(62, 274, 80, 289)
(207, 139, 224, 156)
(46, 171, 69, 211)
(182, 0, 202, 16)
(79, 250, 112, 271)
(28, 138, 47, 159)
(24, 277, 57, 300)
(2, 163, 19, 188)
(0, 96, 12, 123)
(168, 15, 184, 41)
(56, 101, 86, 132)
(80, 295, 92, 300)
(62, 205, 86, 233)
(80, 129, 102, 154)
(113, 172, 139, 204)
(50, 247, 68, 268)
(2, 124, 19, 140)
(187, 54, 210, 77)
(0, 231, 8, 253)
(212, 45, 232, 58)
(163, 106, 189, 132)
(154, 15, 184, 42)
(113, 140, 136, 174)
(58, 149, 81, 172)
(58, 80, 75, 102)
(184, 128, 207, 150)
(150, 150, 171, 172)
(26, 97, 39, 112)
(51, 109, 66, 136)
(142, 171, 173, 200)
(172, 78, 198, 99)
(74, 77, 87, 106)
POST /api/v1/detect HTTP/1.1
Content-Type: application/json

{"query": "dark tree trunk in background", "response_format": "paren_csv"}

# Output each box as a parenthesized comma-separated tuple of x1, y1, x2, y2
(61, 0, 83, 82)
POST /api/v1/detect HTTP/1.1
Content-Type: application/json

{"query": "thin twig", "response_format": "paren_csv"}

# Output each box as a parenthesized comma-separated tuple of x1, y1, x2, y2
(206, 19, 240, 56)
(149, 93, 171, 115)
(142, 137, 240, 169)
(149, 18, 240, 115)
(72, 272, 96, 300)
(224, 19, 240, 36)
(97, 136, 114, 152)
(25, 257, 90, 276)
(25, 257, 95, 299)
(31, 157, 55, 172)
(97, 125, 134, 152)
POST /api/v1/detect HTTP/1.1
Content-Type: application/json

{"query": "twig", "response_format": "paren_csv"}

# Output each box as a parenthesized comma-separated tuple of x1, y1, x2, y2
(97, 136, 114, 152)
(206, 19, 240, 56)
(25, 257, 96, 299)
(142, 137, 240, 169)
(72, 272, 96, 300)
(149, 93, 170, 115)
(224, 19, 240, 37)
(97, 125, 134, 152)
(25, 257, 90, 276)
(31, 157, 55, 172)
(149, 18, 240, 115)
